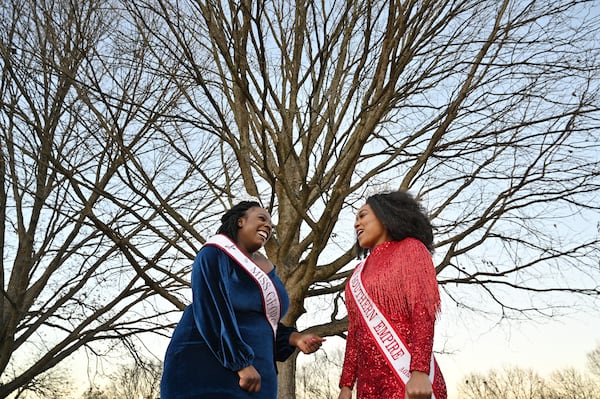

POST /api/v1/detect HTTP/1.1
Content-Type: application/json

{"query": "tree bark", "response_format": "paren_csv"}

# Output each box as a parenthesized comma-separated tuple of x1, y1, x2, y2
(278, 352, 298, 399)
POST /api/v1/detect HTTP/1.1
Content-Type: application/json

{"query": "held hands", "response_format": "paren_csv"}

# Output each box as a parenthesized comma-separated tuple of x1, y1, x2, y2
(289, 331, 326, 354)
(237, 365, 261, 393)
(404, 370, 433, 399)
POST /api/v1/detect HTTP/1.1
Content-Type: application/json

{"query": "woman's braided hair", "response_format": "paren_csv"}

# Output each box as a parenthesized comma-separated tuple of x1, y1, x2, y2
(216, 201, 261, 242)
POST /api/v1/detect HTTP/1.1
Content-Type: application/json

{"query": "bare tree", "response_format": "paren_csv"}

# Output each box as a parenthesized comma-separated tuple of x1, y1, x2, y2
(459, 364, 600, 399)
(1, 0, 599, 398)
(460, 368, 553, 399)
(296, 346, 345, 399)
(127, 0, 600, 396)
(2, 365, 73, 399)
(547, 367, 600, 399)
(80, 387, 109, 399)
(0, 0, 224, 397)
(106, 359, 162, 399)
(586, 343, 600, 378)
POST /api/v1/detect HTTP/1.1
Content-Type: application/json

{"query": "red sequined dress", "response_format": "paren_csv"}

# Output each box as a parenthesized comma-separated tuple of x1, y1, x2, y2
(339, 238, 447, 399)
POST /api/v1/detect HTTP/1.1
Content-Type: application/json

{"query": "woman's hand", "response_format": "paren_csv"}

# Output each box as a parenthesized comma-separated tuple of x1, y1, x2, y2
(405, 370, 433, 399)
(237, 365, 261, 392)
(289, 331, 325, 354)
(338, 386, 352, 399)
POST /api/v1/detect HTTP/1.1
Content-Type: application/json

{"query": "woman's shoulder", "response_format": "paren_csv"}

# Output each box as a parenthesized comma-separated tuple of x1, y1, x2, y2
(198, 243, 224, 256)
(381, 238, 432, 266)
(376, 237, 426, 251)
(195, 244, 232, 265)
(397, 237, 429, 252)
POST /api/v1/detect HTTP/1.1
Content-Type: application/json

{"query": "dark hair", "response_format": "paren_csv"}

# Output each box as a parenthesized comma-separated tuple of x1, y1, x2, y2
(216, 201, 261, 242)
(355, 190, 434, 258)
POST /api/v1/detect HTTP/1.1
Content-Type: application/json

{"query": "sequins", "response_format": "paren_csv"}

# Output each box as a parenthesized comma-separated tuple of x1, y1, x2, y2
(339, 239, 447, 399)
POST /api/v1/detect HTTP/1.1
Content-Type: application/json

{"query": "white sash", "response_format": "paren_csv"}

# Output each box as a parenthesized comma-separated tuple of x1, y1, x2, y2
(349, 260, 438, 398)
(205, 234, 280, 336)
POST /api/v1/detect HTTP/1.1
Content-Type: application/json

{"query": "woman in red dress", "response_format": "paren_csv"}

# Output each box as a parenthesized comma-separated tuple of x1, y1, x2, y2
(338, 190, 447, 399)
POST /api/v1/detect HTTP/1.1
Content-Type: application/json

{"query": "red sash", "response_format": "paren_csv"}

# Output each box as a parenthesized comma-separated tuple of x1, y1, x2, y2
(205, 234, 280, 336)
(349, 260, 442, 398)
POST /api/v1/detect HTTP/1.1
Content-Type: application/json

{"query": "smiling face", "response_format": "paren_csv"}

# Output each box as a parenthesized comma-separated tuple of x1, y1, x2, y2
(236, 206, 273, 254)
(354, 204, 392, 249)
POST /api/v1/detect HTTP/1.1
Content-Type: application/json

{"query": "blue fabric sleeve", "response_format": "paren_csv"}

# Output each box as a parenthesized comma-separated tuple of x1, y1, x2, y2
(275, 323, 297, 361)
(191, 246, 254, 371)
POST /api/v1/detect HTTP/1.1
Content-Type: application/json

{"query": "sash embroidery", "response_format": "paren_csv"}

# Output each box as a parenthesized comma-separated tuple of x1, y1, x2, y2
(205, 234, 280, 337)
(349, 260, 439, 398)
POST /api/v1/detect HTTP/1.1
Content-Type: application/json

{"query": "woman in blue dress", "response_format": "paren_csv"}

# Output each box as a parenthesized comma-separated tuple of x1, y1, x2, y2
(160, 201, 324, 398)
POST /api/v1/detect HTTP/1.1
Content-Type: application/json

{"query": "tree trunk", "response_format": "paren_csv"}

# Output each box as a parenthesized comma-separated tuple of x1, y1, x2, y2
(277, 352, 298, 399)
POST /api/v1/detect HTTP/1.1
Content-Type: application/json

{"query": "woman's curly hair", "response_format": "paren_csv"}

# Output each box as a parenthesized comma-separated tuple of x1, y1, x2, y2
(355, 190, 434, 258)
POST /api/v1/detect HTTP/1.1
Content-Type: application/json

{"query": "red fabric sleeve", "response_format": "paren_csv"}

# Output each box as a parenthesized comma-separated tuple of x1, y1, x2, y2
(400, 238, 440, 373)
(339, 284, 358, 388)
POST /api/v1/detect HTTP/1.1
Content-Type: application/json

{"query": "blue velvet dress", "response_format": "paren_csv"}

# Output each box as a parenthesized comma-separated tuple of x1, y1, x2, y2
(160, 245, 295, 399)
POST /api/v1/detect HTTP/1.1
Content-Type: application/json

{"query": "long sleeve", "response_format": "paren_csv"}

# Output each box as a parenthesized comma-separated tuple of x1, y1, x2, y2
(397, 238, 440, 374)
(275, 323, 297, 361)
(406, 300, 437, 374)
(339, 283, 359, 388)
(191, 246, 254, 371)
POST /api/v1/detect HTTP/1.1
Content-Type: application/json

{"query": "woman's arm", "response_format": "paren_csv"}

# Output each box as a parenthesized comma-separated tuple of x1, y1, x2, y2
(339, 285, 359, 391)
(191, 246, 254, 372)
(401, 239, 441, 398)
